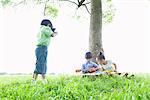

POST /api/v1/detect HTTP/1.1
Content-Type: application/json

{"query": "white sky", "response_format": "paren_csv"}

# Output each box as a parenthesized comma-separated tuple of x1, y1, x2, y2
(0, 0, 150, 74)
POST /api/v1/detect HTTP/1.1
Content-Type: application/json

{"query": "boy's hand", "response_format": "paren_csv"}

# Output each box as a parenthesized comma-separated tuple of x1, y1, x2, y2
(96, 67, 101, 71)
(88, 68, 96, 73)
(51, 32, 58, 37)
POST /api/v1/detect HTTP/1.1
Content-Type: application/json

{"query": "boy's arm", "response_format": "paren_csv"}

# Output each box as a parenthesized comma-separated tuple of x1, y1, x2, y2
(112, 63, 117, 72)
(93, 62, 102, 70)
(51, 32, 58, 37)
(41, 26, 52, 37)
(81, 64, 89, 73)
(88, 68, 98, 73)
(92, 62, 99, 68)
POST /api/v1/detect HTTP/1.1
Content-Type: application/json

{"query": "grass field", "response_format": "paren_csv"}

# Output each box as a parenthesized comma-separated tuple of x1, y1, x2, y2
(0, 74, 150, 100)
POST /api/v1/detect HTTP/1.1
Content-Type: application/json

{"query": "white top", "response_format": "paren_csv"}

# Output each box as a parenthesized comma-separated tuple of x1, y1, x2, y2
(100, 60, 113, 71)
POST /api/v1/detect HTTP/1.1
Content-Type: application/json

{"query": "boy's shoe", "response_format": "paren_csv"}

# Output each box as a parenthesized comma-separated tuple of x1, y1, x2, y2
(42, 79, 48, 84)
(32, 80, 36, 85)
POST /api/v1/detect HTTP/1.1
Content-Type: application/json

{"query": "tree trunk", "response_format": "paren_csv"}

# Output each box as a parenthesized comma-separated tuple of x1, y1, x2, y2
(89, 0, 103, 62)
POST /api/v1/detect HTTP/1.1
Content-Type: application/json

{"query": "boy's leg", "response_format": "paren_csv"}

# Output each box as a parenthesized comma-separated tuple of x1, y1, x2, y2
(32, 46, 39, 84)
(41, 74, 46, 79)
(41, 74, 47, 84)
(32, 73, 38, 84)
(33, 73, 38, 80)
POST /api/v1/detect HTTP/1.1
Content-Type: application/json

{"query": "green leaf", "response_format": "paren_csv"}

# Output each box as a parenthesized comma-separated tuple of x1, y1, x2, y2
(45, 5, 59, 19)
(0, 0, 11, 7)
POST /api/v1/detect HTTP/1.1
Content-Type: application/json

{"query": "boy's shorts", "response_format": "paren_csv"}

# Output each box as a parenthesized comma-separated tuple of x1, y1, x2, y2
(34, 46, 48, 74)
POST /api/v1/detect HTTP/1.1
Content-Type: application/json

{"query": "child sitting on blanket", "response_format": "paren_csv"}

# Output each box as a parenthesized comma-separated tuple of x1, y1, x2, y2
(96, 52, 134, 77)
(81, 52, 102, 74)
(96, 52, 117, 75)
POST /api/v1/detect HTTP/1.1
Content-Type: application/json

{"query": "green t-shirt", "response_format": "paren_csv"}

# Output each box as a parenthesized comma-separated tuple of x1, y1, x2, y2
(37, 25, 52, 46)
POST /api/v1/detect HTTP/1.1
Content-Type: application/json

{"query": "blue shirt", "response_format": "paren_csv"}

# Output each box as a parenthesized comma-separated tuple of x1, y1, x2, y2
(81, 61, 99, 73)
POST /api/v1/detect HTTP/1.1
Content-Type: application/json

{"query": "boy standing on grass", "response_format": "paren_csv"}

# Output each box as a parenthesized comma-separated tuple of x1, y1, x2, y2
(32, 19, 57, 84)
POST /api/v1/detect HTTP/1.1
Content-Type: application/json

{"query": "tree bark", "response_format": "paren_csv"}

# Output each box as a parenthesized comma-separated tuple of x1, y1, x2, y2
(89, 0, 102, 62)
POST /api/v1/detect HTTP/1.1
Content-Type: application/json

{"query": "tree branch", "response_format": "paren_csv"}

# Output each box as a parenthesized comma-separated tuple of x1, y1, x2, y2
(83, 4, 91, 15)
(43, 0, 49, 16)
(78, 0, 85, 8)
(12, 0, 26, 7)
(77, 0, 86, 7)
(61, 0, 90, 15)
(60, 0, 78, 6)
(83, 2, 91, 5)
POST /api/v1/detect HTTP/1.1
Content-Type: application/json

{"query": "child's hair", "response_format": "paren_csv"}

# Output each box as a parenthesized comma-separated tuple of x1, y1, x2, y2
(85, 52, 92, 59)
(41, 19, 56, 32)
(97, 52, 105, 60)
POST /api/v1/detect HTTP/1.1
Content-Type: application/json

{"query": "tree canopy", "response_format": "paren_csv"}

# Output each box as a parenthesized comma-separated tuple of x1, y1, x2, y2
(0, 0, 115, 24)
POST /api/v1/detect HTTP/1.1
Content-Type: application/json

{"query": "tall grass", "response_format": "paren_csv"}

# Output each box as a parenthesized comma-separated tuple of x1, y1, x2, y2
(0, 74, 150, 100)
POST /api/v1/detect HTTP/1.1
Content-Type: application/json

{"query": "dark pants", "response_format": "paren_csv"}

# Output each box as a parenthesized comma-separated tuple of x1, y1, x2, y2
(34, 46, 48, 74)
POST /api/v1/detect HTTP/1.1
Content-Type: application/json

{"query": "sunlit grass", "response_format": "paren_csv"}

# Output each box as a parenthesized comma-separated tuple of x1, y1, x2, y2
(0, 74, 150, 99)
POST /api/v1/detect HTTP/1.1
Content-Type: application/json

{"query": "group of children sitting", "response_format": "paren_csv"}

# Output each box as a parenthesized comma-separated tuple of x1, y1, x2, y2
(76, 51, 130, 76)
